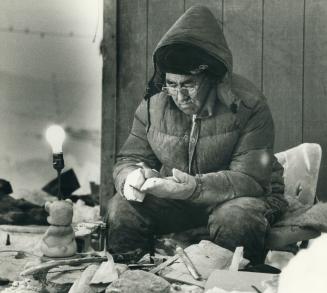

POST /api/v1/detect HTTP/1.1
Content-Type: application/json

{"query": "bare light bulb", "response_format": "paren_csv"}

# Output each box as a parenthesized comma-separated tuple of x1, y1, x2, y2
(46, 125, 66, 154)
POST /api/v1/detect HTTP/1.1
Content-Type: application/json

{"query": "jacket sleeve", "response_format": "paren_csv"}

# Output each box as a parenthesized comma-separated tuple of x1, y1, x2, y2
(113, 100, 161, 195)
(190, 100, 275, 206)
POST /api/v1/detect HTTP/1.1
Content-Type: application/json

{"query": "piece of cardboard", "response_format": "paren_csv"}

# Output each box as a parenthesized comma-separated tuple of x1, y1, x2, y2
(205, 270, 277, 292)
(161, 241, 234, 287)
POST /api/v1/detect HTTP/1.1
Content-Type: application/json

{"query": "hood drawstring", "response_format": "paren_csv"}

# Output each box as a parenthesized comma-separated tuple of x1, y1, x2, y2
(146, 98, 151, 133)
(144, 62, 165, 133)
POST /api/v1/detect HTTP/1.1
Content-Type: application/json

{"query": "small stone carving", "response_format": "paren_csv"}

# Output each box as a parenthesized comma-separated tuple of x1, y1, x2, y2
(40, 199, 77, 258)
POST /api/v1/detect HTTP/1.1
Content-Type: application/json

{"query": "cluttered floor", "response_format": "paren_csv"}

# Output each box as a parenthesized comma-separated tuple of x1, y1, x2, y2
(0, 223, 283, 293)
(1, 168, 327, 293)
(1, 206, 326, 293)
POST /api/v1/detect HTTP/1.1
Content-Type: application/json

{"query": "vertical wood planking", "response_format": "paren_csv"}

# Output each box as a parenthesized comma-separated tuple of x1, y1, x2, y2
(304, 0, 327, 200)
(147, 0, 185, 81)
(117, 0, 147, 150)
(263, 0, 304, 152)
(185, 0, 223, 22)
(223, 0, 263, 89)
(101, 0, 327, 203)
(100, 0, 117, 214)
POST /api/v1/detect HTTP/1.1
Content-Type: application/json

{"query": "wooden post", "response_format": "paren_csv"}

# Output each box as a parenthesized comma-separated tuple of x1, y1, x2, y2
(100, 0, 117, 216)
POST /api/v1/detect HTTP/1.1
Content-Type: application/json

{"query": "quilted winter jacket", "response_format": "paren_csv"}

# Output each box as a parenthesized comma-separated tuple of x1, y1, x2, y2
(113, 5, 285, 207)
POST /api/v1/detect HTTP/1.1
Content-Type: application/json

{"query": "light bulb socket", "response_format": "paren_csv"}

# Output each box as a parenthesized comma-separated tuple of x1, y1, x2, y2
(52, 153, 65, 172)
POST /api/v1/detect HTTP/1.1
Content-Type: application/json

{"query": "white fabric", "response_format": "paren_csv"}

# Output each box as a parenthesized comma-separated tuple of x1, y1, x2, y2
(275, 143, 322, 205)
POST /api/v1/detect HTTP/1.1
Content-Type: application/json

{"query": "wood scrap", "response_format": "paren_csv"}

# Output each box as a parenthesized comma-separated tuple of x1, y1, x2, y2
(164, 270, 206, 288)
(20, 256, 107, 276)
(228, 246, 244, 271)
(149, 254, 179, 274)
(0, 225, 48, 234)
(176, 246, 202, 280)
(161, 240, 234, 283)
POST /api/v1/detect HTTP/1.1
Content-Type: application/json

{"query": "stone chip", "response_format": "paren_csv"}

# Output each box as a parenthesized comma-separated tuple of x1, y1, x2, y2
(106, 270, 170, 293)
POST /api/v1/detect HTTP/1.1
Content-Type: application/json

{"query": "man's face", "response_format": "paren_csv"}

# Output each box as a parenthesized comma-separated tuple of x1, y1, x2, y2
(165, 73, 210, 115)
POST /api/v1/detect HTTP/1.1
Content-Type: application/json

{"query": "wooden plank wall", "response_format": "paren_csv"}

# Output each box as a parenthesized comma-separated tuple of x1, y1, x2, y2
(101, 0, 327, 210)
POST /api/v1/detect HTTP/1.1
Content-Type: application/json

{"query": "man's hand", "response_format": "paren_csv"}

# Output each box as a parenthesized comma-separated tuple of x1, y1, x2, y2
(123, 163, 161, 202)
(123, 168, 146, 202)
(140, 168, 197, 200)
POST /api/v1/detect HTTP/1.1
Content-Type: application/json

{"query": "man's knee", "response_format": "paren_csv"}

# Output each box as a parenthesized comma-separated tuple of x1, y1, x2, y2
(208, 197, 269, 251)
(107, 194, 144, 229)
(106, 194, 152, 253)
(107, 194, 127, 223)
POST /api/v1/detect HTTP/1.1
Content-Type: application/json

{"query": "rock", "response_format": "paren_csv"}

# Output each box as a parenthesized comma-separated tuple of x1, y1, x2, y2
(106, 270, 170, 293)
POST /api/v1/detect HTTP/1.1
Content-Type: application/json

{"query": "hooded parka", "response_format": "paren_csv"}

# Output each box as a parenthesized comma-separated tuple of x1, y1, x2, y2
(108, 6, 288, 263)
(113, 5, 285, 207)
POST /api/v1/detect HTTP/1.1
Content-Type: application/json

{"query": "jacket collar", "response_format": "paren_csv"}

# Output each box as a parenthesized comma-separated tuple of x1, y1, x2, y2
(197, 87, 217, 118)
(216, 76, 240, 113)
(197, 78, 240, 118)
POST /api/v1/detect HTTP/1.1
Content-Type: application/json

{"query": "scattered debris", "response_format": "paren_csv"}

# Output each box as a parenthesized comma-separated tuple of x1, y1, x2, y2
(0, 277, 10, 286)
(68, 264, 100, 293)
(170, 283, 203, 293)
(150, 255, 179, 274)
(228, 247, 244, 272)
(176, 246, 202, 281)
(73, 200, 100, 224)
(264, 250, 294, 270)
(1, 278, 43, 293)
(47, 264, 87, 293)
(90, 253, 118, 284)
(20, 256, 107, 277)
(115, 263, 129, 276)
(0, 236, 298, 293)
(106, 270, 170, 293)
(161, 240, 240, 286)
(6, 234, 11, 245)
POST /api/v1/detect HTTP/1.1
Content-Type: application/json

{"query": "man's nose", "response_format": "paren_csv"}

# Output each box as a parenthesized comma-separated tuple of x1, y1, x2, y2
(177, 88, 189, 102)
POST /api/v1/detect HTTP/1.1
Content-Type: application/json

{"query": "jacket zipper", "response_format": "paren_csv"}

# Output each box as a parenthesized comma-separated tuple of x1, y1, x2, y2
(188, 114, 200, 174)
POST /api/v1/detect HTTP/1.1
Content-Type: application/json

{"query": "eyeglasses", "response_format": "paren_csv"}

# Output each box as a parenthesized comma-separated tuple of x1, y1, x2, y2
(162, 75, 205, 97)
(162, 85, 197, 96)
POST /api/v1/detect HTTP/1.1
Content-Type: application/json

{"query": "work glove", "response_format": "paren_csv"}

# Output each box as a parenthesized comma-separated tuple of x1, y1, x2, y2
(140, 168, 197, 200)
(123, 163, 160, 202)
